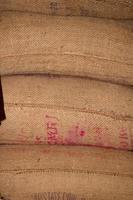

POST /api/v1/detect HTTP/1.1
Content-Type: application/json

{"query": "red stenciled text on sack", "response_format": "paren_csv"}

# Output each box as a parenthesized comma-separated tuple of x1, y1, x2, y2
(119, 128, 129, 149)
(45, 114, 60, 144)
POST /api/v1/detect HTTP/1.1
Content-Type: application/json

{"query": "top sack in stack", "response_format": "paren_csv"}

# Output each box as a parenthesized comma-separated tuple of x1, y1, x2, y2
(0, 0, 133, 19)
(0, 3, 133, 86)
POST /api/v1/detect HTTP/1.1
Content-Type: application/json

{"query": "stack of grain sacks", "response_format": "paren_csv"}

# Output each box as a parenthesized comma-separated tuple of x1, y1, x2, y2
(0, 1, 133, 199)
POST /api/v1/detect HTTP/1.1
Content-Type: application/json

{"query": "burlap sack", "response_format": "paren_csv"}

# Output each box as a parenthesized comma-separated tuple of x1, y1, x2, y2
(1, 75, 132, 150)
(0, 12, 133, 85)
(0, 145, 133, 200)
(0, 0, 133, 19)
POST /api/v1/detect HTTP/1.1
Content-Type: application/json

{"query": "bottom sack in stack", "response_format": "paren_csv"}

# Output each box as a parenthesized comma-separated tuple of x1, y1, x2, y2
(1, 75, 133, 150)
(0, 145, 133, 200)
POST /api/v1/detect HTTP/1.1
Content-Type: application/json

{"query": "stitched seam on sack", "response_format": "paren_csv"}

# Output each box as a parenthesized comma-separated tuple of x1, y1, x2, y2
(0, 10, 133, 20)
(1, 52, 133, 66)
(0, 141, 132, 150)
(2, 71, 132, 86)
(5, 102, 133, 121)
(0, 168, 132, 178)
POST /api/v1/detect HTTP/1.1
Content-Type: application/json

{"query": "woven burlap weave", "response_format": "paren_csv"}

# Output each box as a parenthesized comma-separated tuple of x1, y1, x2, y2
(0, 0, 133, 19)
(1, 75, 133, 150)
(0, 145, 133, 200)
(0, 11, 133, 85)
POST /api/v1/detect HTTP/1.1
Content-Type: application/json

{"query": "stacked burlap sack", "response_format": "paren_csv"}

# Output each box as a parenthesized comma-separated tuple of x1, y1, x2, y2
(0, 1, 133, 199)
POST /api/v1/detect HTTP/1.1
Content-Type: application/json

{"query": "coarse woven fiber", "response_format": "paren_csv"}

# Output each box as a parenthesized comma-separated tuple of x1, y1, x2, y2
(0, 12, 133, 85)
(0, 0, 133, 19)
(1, 75, 133, 150)
(0, 145, 133, 200)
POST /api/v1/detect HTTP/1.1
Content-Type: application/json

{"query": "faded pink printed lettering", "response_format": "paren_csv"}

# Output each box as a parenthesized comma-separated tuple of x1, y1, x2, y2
(45, 114, 131, 150)
(34, 135, 44, 144)
(95, 127, 113, 148)
(131, 134, 133, 148)
(64, 124, 86, 145)
(119, 128, 129, 149)
(17, 133, 31, 143)
(93, 127, 104, 147)
(45, 114, 60, 144)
